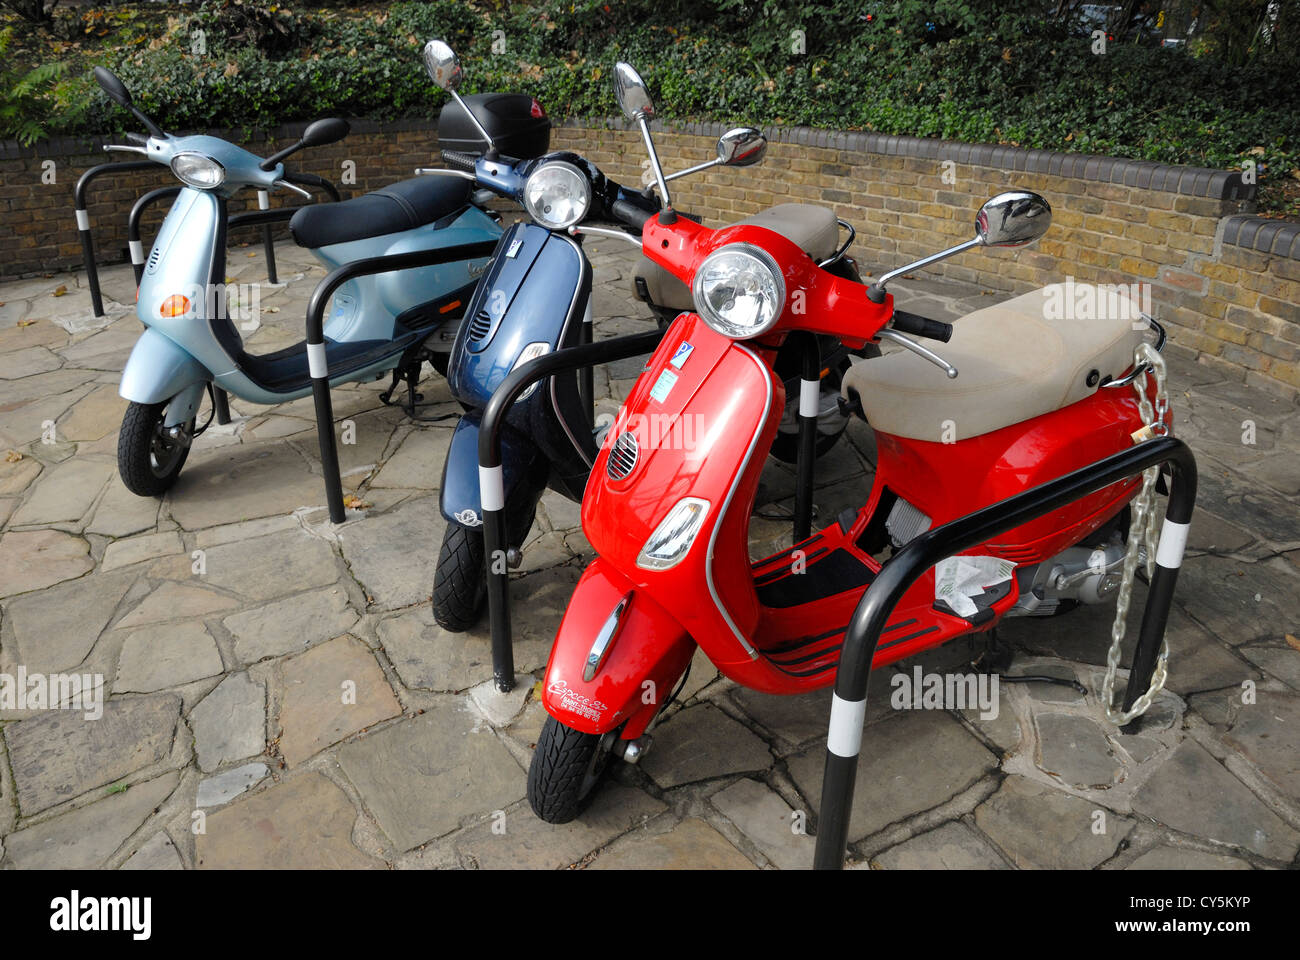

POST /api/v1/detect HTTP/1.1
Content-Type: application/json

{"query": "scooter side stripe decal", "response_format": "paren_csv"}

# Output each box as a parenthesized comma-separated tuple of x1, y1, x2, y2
(306, 342, 328, 379)
(129, 240, 144, 265)
(480, 464, 505, 512)
(827, 693, 866, 758)
(704, 343, 773, 661)
(76, 209, 90, 231)
(799, 378, 820, 418)
(1154, 518, 1189, 570)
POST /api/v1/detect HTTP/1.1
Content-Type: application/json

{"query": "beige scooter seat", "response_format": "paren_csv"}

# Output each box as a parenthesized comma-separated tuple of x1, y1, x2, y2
(841, 284, 1148, 442)
(633, 203, 840, 312)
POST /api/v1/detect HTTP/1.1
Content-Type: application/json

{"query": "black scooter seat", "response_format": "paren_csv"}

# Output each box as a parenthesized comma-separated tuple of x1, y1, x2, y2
(289, 176, 472, 249)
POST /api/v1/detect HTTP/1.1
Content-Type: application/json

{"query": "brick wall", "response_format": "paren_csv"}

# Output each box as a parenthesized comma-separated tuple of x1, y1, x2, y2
(2, 118, 1297, 399)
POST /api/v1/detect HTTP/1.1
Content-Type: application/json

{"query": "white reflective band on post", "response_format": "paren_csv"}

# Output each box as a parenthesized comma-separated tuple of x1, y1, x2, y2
(480, 464, 505, 512)
(306, 342, 328, 379)
(583, 299, 593, 326)
(827, 693, 867, 758)
(1155, 518, 1190, 570)
(129, 240, 144, 264)
(257, 190, 270, 211)
(75, 209, 90, 231)
(800, 378, 820, 418)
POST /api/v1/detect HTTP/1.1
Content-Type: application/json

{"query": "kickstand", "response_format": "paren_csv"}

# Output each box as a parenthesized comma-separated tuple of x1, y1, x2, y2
(378, 358, 458, 423)
(968, 629, 1088, 695)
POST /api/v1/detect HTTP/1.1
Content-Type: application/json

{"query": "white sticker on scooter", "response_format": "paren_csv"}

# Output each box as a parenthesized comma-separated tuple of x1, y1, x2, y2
(506, 238, 523, 259)
(649, 369, 678, 404)
(670, 341, 694, 369)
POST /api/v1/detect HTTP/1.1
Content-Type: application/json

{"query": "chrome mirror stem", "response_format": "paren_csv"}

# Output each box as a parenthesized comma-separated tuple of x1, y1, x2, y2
(663, 157, 721, 182)
(637, 116, 672, 214)
(872, 238, 980, 293)
(448, 88, 498, 156)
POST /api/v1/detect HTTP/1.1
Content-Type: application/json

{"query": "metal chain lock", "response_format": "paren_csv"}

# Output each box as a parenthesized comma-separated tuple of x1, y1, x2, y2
(1100, 342, 1170, 725)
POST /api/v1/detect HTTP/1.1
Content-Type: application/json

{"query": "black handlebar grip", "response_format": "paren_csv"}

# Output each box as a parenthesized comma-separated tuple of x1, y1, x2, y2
(611, 199, 652, 232)
(891, 310, 954, 343)
(441, 150, 478, 173)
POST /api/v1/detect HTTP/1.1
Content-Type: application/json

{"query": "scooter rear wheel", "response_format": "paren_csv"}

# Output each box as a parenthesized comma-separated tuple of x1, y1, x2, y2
(527, 715, 619, 824)
(117, 400, 193, 497)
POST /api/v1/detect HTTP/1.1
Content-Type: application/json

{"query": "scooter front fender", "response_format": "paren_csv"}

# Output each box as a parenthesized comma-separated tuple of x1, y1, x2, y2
(119, 328, 211, 421)
(439, 413, 547, 527)
(542, 558, 696, 739)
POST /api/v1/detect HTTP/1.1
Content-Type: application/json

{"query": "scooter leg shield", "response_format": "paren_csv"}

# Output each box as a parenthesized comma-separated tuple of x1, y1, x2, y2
(438, 414, 546, 527)
(542, 558, 696, 739)
(119, 328, 210, 409)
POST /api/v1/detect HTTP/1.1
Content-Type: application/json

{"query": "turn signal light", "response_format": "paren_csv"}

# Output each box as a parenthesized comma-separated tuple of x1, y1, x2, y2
(159, 294, 191, 318)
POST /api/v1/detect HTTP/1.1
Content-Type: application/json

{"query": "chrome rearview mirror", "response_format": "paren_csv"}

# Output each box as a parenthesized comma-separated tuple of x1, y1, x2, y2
(716, 127, 767, 167)
(422, 40, 462, 91)
(976, 191, 1052, 247)
(614, 63, 655, 122)
(663, 127, 768, 185)
(868, 190, 1053, 302)
(424, 39, 498, 158)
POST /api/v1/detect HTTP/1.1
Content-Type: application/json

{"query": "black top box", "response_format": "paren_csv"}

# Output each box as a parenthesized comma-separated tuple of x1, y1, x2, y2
(438, 93, 551, 160)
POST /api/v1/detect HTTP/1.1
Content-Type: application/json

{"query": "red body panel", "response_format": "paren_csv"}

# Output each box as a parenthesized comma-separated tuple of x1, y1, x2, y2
(540, 558, 696, 737)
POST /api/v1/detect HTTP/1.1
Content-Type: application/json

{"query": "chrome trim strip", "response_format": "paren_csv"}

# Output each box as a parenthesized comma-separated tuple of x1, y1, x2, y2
(584, 592, 632, 682)
(547, 233, 597, 469)
(818, 218, 856, 269)
(704, 343, 772, 660)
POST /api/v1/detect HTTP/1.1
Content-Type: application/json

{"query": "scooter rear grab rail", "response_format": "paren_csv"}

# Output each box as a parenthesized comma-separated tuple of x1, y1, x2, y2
(304, 241, 500, 523)
(813, 435, 1197, 869)
(477, 327, 669, 691)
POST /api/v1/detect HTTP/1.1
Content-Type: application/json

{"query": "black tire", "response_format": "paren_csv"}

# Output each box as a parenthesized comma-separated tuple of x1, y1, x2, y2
(117, 400, 193, 497)
(431, 499, 537, 632)
(527, 715, 619, 823)
(432, 521, 486, 632)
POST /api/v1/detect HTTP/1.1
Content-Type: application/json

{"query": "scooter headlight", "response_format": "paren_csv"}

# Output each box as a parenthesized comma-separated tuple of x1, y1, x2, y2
(170, 152, 226, 189)
(636, 497, 710, 570)
(523, 161, 591, 230)
(691, 243, 786, 339)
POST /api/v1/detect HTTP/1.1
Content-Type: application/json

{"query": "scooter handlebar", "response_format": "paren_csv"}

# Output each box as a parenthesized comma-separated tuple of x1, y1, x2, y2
(441, 150, 480, 173)
(891, 310, 954, 343)
(611, 199, 653, 233)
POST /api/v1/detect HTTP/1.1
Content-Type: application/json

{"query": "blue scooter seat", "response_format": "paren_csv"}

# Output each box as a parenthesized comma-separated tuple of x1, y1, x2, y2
(289, 176, 473, 248)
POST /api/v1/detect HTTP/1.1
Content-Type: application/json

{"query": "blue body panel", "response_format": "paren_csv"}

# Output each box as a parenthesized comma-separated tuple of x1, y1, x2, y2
(439, 413, 548, 525)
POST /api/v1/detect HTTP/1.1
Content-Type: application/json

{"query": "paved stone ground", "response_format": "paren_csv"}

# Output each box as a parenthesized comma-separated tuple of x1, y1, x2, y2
(0, 232, 1296, 871)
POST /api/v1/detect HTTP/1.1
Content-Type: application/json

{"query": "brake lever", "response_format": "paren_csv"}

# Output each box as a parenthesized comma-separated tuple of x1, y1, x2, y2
(273, 179, 312, 199)
(877, 328, 958, 379)
(103, 144, 148, 155)
(415, 167, 477, 181)
(567, 224, 643, 248)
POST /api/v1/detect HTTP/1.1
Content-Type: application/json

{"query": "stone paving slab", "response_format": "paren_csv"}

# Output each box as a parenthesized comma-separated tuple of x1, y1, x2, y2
(0, 239, 1296, 871)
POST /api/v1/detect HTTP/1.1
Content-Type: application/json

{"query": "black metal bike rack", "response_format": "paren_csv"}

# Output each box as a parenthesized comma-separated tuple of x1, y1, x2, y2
(793, 332, 821, 543)
(305, 241, 500, 523)
(75, 160, 157, 317)
(477, 327, 667, 691)
(811, 435, 1197, 869)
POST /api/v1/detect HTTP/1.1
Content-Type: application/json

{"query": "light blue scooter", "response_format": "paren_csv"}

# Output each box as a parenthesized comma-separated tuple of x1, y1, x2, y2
(94, 66, 504, 498)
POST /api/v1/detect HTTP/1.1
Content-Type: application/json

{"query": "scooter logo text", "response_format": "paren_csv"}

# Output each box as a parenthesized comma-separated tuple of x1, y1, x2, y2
(546, 679, 608, 723)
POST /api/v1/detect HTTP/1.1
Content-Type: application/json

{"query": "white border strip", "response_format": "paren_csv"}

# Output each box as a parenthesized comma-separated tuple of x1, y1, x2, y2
(827, 693, 867, 758)
(306, 342, 328, 379)
(479, 464, 505, 512)
(1155, 518, 1190, 570)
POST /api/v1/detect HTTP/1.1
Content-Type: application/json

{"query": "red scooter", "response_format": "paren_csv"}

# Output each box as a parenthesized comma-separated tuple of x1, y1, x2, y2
(527, 64, 1173, 822)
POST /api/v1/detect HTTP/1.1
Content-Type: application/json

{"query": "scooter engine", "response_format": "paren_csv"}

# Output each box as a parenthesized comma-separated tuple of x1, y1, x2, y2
(1006, 540, 1133, 617)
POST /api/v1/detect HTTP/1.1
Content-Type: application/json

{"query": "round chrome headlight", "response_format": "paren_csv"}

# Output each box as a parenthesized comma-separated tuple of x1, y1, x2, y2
(170, 153, 226, 189)
(691, 243, 786, 339)
(522, 161, 591, 230)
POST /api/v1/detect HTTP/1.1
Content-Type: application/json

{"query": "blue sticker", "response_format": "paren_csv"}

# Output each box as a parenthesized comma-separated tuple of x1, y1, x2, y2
(649, 369, 678, 404)
(670, 341, 694, 369)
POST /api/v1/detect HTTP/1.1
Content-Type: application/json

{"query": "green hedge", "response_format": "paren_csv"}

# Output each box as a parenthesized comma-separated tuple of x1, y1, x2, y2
(10, 1, 1300, 214)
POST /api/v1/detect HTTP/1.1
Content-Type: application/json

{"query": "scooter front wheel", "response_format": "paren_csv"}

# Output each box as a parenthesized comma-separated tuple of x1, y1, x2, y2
(527, 715, 620, 824)
(432, 500, 537, 632)
(117, 401, 193, 497)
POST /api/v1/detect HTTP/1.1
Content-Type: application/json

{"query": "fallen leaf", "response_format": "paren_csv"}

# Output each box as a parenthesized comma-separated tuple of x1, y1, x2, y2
(5, 450, 22, 462)
(343, 494, 372, 510)
(1286, 634, 1300, 652)
(52, 285, 67, 297)
(17, 319, 35, 327)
